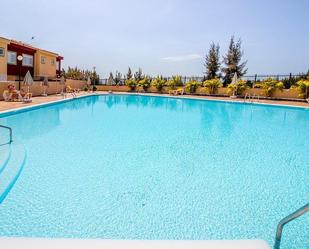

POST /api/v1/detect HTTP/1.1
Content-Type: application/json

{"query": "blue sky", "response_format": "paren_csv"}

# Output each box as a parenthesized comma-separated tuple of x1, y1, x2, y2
(1, 0, 308, 78)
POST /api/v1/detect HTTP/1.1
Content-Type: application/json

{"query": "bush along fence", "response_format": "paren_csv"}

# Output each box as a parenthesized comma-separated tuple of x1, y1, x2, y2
(96, 74, 309, 101)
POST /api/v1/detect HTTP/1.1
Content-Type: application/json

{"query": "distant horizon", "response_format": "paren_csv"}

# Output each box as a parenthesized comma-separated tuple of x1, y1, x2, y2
(1, 0, 309, 78)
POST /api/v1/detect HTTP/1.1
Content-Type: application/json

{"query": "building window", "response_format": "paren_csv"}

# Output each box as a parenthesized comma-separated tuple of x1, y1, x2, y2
(0, 47, 4, 57)
(7, 51, 17, 65)
(51, 58, 55, 66)
(41, 56, 46, 64)
(22, 54, 33, 67)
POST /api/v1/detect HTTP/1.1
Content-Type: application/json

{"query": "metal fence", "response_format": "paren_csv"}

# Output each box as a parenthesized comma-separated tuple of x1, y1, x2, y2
(99, 76, 204, 85)
(242, 73, 307, 82)
(98, 73, 308, 86)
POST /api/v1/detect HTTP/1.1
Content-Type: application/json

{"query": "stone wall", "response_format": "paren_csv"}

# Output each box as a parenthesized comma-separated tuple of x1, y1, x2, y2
(0, 79, 86, 100)
(96, 85, 302, 100)
(0, 83, 303, 101)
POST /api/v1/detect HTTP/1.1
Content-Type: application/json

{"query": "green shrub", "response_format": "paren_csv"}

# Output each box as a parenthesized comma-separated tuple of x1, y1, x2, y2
(166, 76, 183, 89)
(138, 77, 151, 90)
(245, 80, 253, 88)
(227, 79, 247, 96)
(185, 80, 201, 93)
(125, 78, 137, 91)
(293, 78, 309, 98)
(151, 76, 166, 92)
(255, 78, 284, 97)
(203, 78, 222, 94)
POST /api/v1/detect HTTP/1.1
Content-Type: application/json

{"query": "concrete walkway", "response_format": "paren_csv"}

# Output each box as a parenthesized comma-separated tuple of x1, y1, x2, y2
(0, 92, 93, 112)
(0, 238, 271, 249)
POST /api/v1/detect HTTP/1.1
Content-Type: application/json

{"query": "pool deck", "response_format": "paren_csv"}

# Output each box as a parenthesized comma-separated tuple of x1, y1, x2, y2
(0, 91, 308, 113)
(0, 92, 92, 112)
(0, 238, 271, 249)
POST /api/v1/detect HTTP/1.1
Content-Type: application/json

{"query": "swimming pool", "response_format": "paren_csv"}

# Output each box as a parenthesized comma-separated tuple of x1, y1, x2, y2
(0, 94, 308, 249)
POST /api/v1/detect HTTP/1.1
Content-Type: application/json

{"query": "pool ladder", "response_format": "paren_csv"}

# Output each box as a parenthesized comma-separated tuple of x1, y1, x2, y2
(0, 125, 13, 146)
(274, 203, 309, 249)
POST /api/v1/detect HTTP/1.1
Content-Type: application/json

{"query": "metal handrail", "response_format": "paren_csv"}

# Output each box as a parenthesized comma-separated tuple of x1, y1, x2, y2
(0, 125, 13, 144)
(274, 203, 309, 249)
(252, 94, 256, 102)
(245, 93, 251, 102)
(244, 93, 248, 102)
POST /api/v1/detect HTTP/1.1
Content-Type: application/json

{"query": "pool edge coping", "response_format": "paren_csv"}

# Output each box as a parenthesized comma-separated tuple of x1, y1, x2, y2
(108, 92, 309, 110)
(0, 238, 271, 249)
(0, 91, 308, 117)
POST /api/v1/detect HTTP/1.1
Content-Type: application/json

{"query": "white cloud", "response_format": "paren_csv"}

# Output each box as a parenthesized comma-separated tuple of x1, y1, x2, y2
(162, 54, 203, 62)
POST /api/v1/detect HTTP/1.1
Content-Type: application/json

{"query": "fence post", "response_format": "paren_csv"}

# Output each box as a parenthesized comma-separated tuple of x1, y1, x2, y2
(289, 73, 292, 87)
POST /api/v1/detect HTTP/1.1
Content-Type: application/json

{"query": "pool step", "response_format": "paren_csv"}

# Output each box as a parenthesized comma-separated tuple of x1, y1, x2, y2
(0, 238, 271, 249)
(0, 142, 26, 203)
(0, 144, 11, 175)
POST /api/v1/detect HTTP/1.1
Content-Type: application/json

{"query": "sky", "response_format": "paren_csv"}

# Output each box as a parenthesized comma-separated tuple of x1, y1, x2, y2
(1, 0, 309, 78)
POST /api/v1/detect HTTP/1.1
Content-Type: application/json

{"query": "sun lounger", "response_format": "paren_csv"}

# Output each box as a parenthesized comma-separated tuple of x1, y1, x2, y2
(3, 90, 20, 102)
(65, 86, 78, 97)
(3, 90, 12, 101)
(169, 88, 184, 96)
(68, 86, 80, 93)
(21, 92, 32, 103)
(67, 86, 80, 93)
(3, 89, 33, 103)
(175, 88, 184, 95)
(168, 89, 175, 95)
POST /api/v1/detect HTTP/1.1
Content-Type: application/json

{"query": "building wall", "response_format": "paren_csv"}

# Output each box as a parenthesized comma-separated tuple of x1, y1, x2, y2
(0, 38, 9, 80)
(0, 37, 63, 81)
(34, 50, 58, 78)
(7, 43, 36, 81)
(56, 56, 63, 76)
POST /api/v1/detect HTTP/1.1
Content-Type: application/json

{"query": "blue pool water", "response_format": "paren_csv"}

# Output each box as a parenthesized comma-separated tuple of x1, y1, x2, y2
(0, 95, 308, 248)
